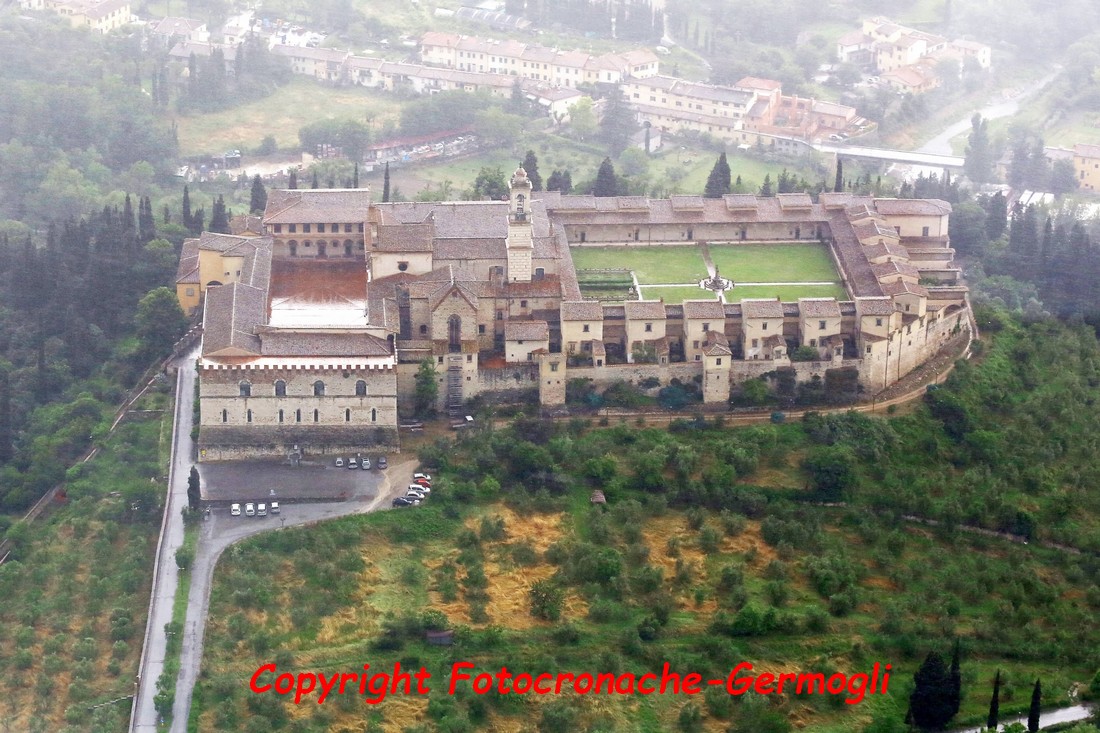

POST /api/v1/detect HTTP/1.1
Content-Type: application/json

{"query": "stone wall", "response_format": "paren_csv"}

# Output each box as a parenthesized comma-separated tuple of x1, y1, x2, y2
(198, 425, 399, 461)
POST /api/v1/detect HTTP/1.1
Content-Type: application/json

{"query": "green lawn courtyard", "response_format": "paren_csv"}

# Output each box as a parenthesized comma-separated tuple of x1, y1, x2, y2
(571, 241, 849, 304)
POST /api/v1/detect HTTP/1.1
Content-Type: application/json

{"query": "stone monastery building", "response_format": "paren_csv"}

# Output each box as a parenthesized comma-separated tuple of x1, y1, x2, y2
(176, 170, 970, 460)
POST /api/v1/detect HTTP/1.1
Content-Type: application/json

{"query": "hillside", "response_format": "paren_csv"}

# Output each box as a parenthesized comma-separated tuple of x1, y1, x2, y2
(190, 312, 1100, 733)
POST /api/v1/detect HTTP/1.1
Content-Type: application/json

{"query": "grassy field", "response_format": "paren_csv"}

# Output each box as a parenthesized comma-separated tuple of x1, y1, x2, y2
(637, 285, 721, 304)
(172, 79, 404, 156)
(572, 245, 707, 285)
(729, 284, 850, 301)
(708, 243, 842, 283)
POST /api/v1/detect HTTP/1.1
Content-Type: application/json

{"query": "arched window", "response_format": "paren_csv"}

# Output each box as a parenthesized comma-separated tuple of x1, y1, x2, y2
(246, 409, 252, 423)
(274, 379, 286, 397)
(221, 409, 228, 423)
(278, 409, 284, 423)
(313, 380, 325, 396)
(313, 409, 319, 423)
(239, 381, 251, 397)
(371, 408, 377, 423)
(345, 408, 351, 422)
(515, 193, 525, 216)
(355, 380, 367, 396)
(448, 314, 461, 353)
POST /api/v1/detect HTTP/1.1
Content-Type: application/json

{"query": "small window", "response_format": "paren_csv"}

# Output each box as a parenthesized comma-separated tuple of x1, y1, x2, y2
(398, 261, 408, 271)
(303, 223, 311, 233)
(716, 358, 722, 366)
(810, 339, 817, 347)
(693, 340, 700, 349)
(751, 339, 759, 348)
(289, 224, 297, 233)
(313, 380, 325, 396)
(345, 408, 351, 422)
(371, 408, 377, 422)
(478, 324, 486, 334)
(694, 354, 701, 361)
(496, 311, 503, 320)
(762, 322, 768, 331)
(419, 325, 428, 335)
(221, 409, 228, 423)
(645, 323, 652, 332)
(345, 223, 353, 233)
(534, 267, 545, 280)
(550, 362, 558, 372)
(185, 288, 195, 296)
(875, 318, 883, 327)
(922, 226, 930, 237)
(866, 345, 872, 354)
(438, 356, 444, 364)
(582, 324, 590, 333)
(520, 300, 528, 308)
(355, 380, 367, 396)
(278, 409, 284, 423)
(295, 409, 301, 423)
(313, 409, 319, 423)
(318, 223, 325, 233)
(275, 380, 286, 397)
(239, 381, 251, 397)
(819, 320, 826, 330)
(274, 224, 282, 233)
(702, 322, 710, 331)
(246, 409, 252, 423)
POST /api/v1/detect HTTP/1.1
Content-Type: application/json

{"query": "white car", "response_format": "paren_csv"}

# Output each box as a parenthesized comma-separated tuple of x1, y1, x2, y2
(257, 503, 267, 517)
(270, 501, 280, 514)
(407, 484, 430, 495)
(362, 457, 371, 470)
(230, 503, 241, 517)
(413, 473, 432, 483)
(348, 457, 358, 469)
(335, 457, 344, 467)
(244, 503, 256, 517)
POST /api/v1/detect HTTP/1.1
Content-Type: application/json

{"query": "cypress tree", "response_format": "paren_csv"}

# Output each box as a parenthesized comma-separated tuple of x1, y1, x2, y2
(311, 171, 319, 189)
(546, 170, 562, 191)
(908, 651, 956, 730)
(250, 175, 268, 214)
(0, 362, 12, 463)
(182, 184, 192, 232)
(522, 150, 542, 191)
(834, 158, 844, 193)
(187, 466, 201, 511)
(288, 169, 298, 189)
(759, 174, 773, 197)
(353, 161, 359, 188)
(122, 194, 135, 231)
(987, 670, 1000, 731)
(139, 196, 157, 243)
(210, 195, 229, 233)
(1028, 679, 1041, 732)
(948, 639, 962, 720)
(593, 157, 618, 197)
(704, 153, 731, 198)
(383, 162, 391, 202)
(562, 170, 572, 194)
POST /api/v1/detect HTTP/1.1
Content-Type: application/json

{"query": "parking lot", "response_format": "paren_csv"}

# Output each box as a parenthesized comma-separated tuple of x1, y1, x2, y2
(198, 456, 391, 503)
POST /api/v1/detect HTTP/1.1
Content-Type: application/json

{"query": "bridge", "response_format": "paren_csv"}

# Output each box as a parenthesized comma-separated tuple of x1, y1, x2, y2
(814, 142, 964, 169)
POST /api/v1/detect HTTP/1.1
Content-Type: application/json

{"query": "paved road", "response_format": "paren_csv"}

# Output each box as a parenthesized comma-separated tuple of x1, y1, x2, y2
(955, 704, 1094, 732)
(168, 458, 417, 732)
(132, 346, 200, 733)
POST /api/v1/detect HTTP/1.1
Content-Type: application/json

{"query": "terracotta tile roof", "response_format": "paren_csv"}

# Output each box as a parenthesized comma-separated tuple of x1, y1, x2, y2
(880, 279, 928, 297)
(826, 211, 884, 297)
(1074, 143, 1100, 159)
(433, 237, 505, 260)
(724, 194, 759, 210)
(798, 298, 841, 318)
(681, 299, 726, 319)
(703, 330, 732, 356)
(873, 198, 952, 216)
(735, 76, 782, 91)
(377, 223, 434, 252)
(264, 189, 372, 224)
(504, 320, 549, 341)
(853, 220, 900, 241)
(670, 195, 705, 210)
(270, 44, 351, 64)
(203, 283, 266, 356)
(819, 192, 861, 209)
(863, 241, 910, 261)
(871, 261, 920, 279)
(624, 300, 666, 320)
(855, 298, 895, 316)
(152, 17, 205, 35)
(740, 299, 784, 318)
(777, 193, 813, 210)
(632, 75, 754, 105)
(229, 215, 264, 236)
(259, 331, 392, 357)
(175, 238, 200, 285)
(763, 334, 785, 348)
(560, 301, 604, 321)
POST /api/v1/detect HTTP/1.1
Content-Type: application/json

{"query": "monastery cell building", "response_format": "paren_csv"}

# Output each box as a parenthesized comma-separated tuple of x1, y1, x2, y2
(177, 171, 970, 460)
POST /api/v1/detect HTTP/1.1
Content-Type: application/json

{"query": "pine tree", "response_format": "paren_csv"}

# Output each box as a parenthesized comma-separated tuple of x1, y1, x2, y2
(546, 170, 562, 191)
(834, 158, 844, 193)
(1028, 679, 1041, 732)
(759, 174, 774, 197)
(250, 175, 268, 215)
(908, 651, 957, 730)
(948, 639, 962, 720)
(522, 150, 542, 191)
(209, 195, 230, 233)
(704, 153, 731, 198)
(288, 169, 298, 189)
(383, 162, 391, 202)
(593, 157, 618, 197)
(987, 670, 1000, 731)
(182, 184, 193, 232)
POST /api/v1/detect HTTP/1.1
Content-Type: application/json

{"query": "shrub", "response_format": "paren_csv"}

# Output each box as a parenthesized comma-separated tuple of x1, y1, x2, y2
(529, 580, 565, 621)
(699, 527, 721, 553)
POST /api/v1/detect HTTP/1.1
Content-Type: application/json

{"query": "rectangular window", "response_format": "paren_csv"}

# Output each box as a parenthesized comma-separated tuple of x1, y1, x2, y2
(478, 324, 486, 334)
(693, 340, 700, 349)
(752, 338, 759, 348)
(185, 288, 195, 296)
(810, 339, 817, 347)
(467, 354, 472, 362)
(550, 362, 559, 372)
(922, 226, 930, 237)
(762, 322, 768, 330)
(289, 224, 297, 233)
(645, 323, 652, 332)
(318, 223, 325, 233)
(520, 300, 528, 308)
(345, 223, 352, 232)
(819, 320, 826, 330)
(303, 223, 311, 233)
(716, 358, 722, 365)
(702, 323, 710, 331)
(582, 324, 590, 333)
(694, 354, 701, 361)
(866, 345, 873, 354)
(274, 224, 282, 233)
(875, 317, 883, 326)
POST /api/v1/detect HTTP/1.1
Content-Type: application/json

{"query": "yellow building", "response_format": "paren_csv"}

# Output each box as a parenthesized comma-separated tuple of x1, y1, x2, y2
(1075, 143, 1100, 192)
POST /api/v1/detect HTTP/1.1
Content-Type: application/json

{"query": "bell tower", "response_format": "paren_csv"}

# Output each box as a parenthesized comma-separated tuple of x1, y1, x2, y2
(506, 167, 534, 283)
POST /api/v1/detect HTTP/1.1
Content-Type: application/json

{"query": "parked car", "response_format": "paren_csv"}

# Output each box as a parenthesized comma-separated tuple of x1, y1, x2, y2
(405, 488, 427, 500)
(409, 482, 431, 493)
(245, 503, 256, 517)
(392, 496, 419, 507)
(362, 457, 371, 470)
(230, 503, 241, 516)
(257, 503, 267, 517)
(335, 457, 344, 467)
(270, 501, 280, 514)
(412, 477, 432, 489)
(413, 473, 432, 482)
(378, 456, 388, 469)
(348, 457, 358, 469)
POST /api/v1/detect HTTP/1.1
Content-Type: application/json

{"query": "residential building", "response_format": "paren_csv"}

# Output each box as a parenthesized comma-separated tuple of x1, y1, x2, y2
(1075, 143, 1100, 192)
(21, 0, 132, 32)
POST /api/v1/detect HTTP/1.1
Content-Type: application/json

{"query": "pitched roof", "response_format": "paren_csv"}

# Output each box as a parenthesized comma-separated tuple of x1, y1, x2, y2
(871, 260, 920, 279)
(1074, 143, 1100, 160)
(856, 297, 896, 316)
(504, 320, 549, 341)
(264, 189, 372, 224)
(560, 300, 604, 321)
(203, 283, 265, 356)
(740, 299, 784, 318)
(798, 298, 842, 318)
(624, 300, 666, 320)
(681, 299, 726, 320)
(872, 198, 952, 216)
(152, 17, 204, 35)
(703, 330, 732, 356)
(259, 331, 392, 357)
(880, 279, 928, 297)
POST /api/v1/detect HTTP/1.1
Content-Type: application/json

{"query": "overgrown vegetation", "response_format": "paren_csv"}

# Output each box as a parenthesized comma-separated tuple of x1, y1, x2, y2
(192, 313, 1100, 732)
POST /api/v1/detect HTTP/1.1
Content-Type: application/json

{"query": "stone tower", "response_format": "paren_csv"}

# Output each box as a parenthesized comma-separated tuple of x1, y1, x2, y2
(506, 167, 534, 283)
(538, 352, 566, 408)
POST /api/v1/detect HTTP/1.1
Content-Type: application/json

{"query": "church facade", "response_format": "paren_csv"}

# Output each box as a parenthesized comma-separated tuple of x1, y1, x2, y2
(177, 170, 970, 461)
